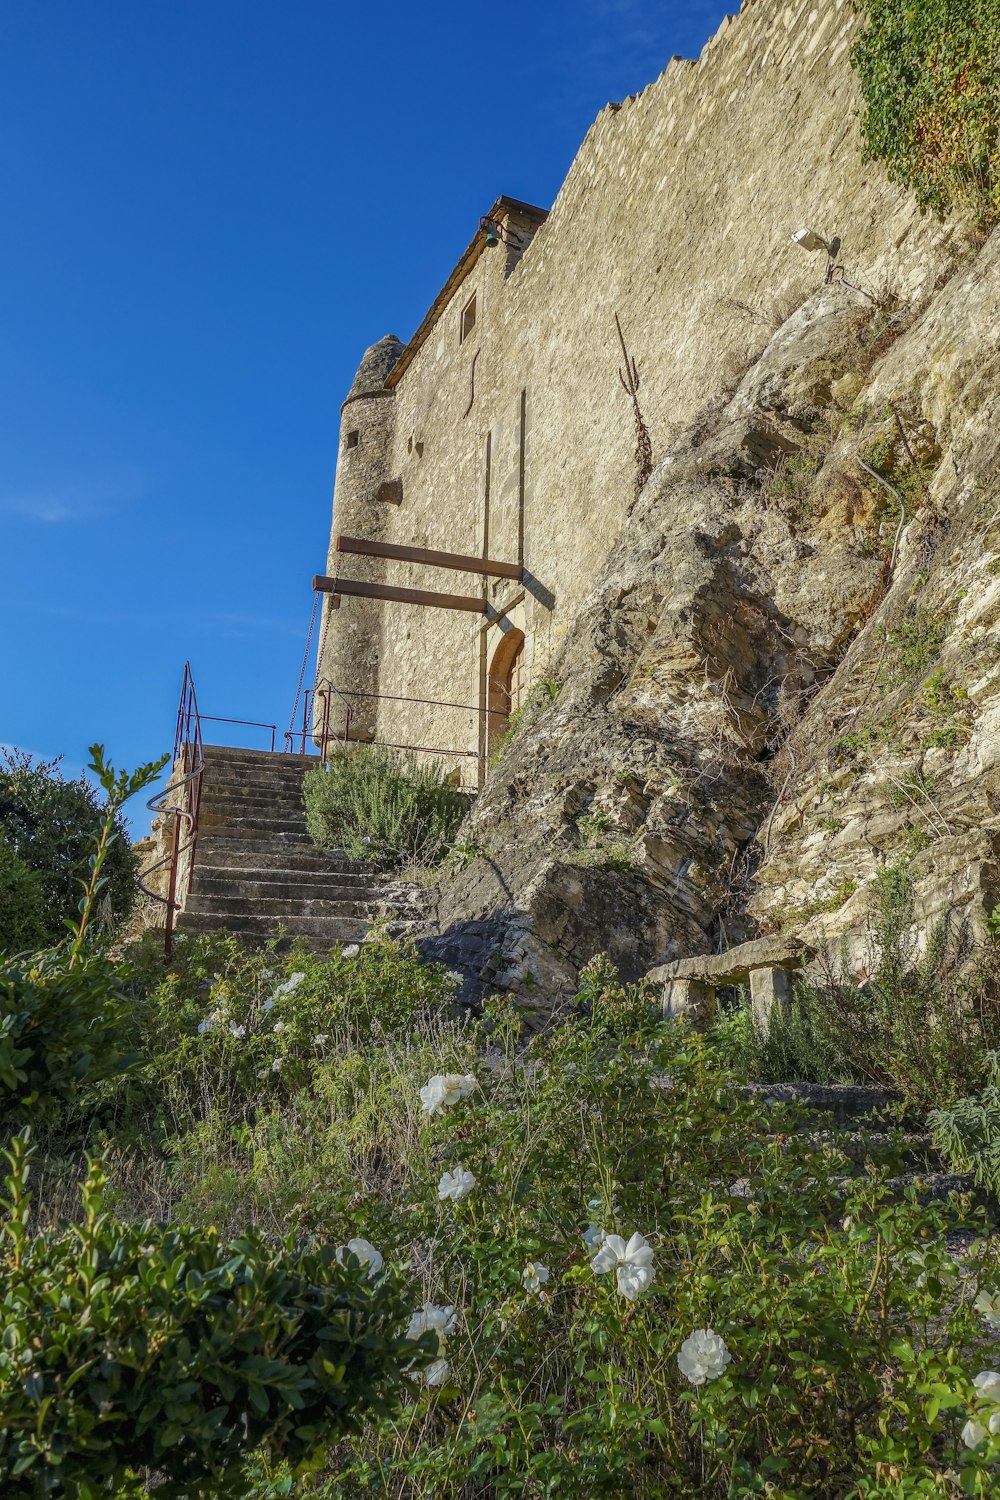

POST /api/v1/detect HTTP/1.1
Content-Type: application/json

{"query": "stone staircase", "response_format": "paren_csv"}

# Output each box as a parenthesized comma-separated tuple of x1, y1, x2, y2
(746, 1082, 984, 1214)
(174, 746, 376, 949)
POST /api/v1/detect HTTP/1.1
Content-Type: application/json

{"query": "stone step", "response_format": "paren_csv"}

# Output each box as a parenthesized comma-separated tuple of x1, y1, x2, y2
(199, 770, 311, 794)
(184, 893, 372, 919)
(196, 817, 309, 839)
(194, 844, 365, 872)
(883, 1171, 983, 1206)
(175, 910, 370, 941)
(192, 873, 376, 900)
(743, 1082, 902, 1126)
(776, 1130, 939, 1171)
(199, 788, 305, 811)
(200, 746, 316, 769)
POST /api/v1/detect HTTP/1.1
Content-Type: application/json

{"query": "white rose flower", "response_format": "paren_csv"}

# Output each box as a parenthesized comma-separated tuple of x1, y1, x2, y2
(271, 1057, 283, 1073)
(678, 1328, 733, 1387)
(582, 1223, 606, 1253)
(273, 1021, 286, 1034)
(976, 1291, 1000, 1329)
(313, 1033, 329, 1047)
(265, 973, 306, 1008)
(963, 1418, 989, 1449)
(419, 1073, 477, 1116)
(423, 1357, 450, 1387)
(438, 1166, 476, 1202)
(342, 944, 361, 958)
(590, 1231, 655, 1301)
(522, 1261, 551, 1294)
(336, 1237, 384, 1277)
(973, 1370, 1000, 1404)
(407, 1303, 458, 1346)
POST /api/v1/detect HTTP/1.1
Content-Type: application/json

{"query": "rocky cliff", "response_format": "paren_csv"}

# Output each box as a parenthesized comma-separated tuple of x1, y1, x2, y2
(419, 228, 1000, 1005)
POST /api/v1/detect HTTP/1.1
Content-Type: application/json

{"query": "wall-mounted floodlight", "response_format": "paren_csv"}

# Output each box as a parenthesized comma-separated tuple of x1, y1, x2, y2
(791, 227, 832, 254)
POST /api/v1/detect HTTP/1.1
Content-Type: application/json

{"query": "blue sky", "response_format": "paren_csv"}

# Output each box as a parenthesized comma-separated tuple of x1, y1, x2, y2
(1, 0, 730, 830)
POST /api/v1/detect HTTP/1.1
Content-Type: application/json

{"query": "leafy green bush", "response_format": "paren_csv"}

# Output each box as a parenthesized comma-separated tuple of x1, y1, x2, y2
(0, 950, 137, 1129)
(0, 1136, 424, 1500)
(304, 744, 468, 871)
(105, 929, 461, 1150)
(0, 748, 141, 948)
(0, 747, 168, 1132)
(0, 843, 47, 956)
(852, 0, 1000, 224)
(90, 958, 1000, 1495)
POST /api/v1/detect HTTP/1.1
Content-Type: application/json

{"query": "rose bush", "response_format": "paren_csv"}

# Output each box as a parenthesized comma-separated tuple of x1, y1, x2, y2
(78, 951, 1000, 1497)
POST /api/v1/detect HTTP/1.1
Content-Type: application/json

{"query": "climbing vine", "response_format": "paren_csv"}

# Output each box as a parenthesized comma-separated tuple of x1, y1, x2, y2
(852, 0, 1000, 224)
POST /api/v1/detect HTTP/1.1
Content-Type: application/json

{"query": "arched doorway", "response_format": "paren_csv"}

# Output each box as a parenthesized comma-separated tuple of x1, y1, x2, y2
(487, 629, 525, 756)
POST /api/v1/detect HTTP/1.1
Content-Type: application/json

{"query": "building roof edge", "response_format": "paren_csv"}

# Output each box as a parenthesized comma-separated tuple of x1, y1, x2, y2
(385, 195, 548, 390)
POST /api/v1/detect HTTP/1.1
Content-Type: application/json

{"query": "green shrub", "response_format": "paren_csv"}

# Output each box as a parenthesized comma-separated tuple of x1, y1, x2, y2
(0, 949, 137, 1129)
(113, 968, 1000, 1497)
(852, 0, 1000, 224)
(0, 1136, 424, 1499)
(0, 747, 168, 1133)
(304, 744, 468, 871)
(0, 749, 141, 947)
(0, 843, 47, 956)
(105, 929, 460, 1150)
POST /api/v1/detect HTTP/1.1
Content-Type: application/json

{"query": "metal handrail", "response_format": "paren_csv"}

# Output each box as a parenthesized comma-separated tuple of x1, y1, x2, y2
(284, 678, 354, 765)
(200, 714, 276, 752)
(138, 661, 205, 958)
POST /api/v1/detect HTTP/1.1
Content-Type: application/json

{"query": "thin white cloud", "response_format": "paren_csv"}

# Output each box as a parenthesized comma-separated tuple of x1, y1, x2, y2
(0, 471, 148, 525)
(1, 492, 91, 524)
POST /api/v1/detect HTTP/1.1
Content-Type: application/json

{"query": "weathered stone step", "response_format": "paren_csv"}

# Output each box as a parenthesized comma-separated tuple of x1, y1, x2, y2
(197, 786, 302, 810)
(194, 845, 366, 872)
(193, 873, 376, 900)
(743, 1082, 902, 1126)
(197, 817, 309, 839)
(883, 1171, 983, 1205)
(184, 894, 372, 919)
(196, 775, 311, 796)
(790, 1130, 938, 1171)
(175, 910, 370, 941)
(200, 746, 316, 770)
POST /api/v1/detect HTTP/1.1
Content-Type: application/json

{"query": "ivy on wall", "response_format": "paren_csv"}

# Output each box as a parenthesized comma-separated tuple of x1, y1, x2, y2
(852, 0, 1000, 224)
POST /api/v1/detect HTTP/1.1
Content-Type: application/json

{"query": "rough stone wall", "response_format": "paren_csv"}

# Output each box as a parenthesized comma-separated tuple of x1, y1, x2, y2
(416, 235, 1000, 1004)
(317, 0, 958, 784)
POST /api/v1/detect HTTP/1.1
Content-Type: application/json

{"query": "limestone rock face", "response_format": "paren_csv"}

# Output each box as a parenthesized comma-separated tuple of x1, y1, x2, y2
(424, 233, 1000, 1008)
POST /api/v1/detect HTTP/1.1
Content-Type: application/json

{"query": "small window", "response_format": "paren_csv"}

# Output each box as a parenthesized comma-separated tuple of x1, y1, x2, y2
(460, 293, 477, 344)
(346, 429, 360, 449)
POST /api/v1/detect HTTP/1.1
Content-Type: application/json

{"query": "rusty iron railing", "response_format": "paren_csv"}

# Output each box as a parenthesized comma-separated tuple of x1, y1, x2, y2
(284, 678, 354, 763)
(200, 714, 277, 751)
(284, 684, 500, 790)
(138, 662, 205, 958)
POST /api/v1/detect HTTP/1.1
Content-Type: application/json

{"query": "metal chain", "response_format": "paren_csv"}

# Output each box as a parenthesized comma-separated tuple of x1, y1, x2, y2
(286, 592, 319, 746)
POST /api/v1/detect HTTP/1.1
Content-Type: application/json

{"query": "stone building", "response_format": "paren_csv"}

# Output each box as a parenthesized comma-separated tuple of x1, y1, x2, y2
(315, 0, 948, 785)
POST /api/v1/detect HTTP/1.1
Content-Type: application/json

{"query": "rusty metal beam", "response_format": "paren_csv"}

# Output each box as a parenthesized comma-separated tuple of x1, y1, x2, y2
(313, 575, 486, 614)
(336, 534, 521, 581)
